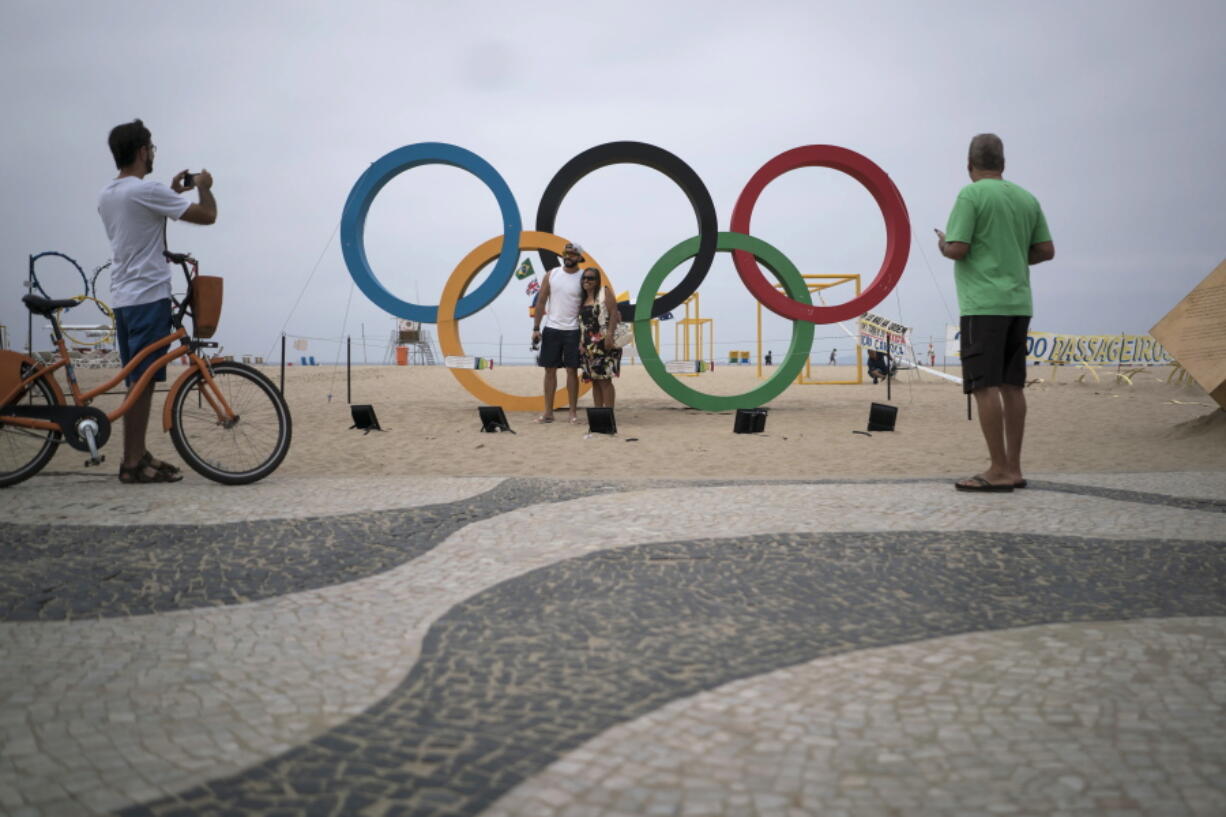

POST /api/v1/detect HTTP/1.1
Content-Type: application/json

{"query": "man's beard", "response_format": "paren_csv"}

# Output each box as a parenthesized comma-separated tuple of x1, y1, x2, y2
(563, 258, 578, 268)
(145, 156, 154, 174)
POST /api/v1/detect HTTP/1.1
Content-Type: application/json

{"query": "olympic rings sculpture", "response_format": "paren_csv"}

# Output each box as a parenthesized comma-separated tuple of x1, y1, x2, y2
(341, 141, 910, 412)
(29, 252, 116, 347)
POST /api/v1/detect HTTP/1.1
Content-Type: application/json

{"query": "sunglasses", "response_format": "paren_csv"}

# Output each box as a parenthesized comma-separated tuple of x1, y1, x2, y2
(582, 275, 599, 282)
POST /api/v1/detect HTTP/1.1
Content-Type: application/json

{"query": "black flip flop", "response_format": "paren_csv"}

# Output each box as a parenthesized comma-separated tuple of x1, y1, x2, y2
(954, 475, 1014, 492)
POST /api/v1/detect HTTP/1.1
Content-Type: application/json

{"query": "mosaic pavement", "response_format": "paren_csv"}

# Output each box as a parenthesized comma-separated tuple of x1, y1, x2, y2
(1, 470, 1224, 817)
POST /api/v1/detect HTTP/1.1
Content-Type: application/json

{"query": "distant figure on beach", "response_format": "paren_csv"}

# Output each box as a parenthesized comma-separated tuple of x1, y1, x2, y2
(764, 350, 773, 366)
(828, 348, 837, 366)
(578, 267, 621, 408)
(937, 133, 1054, 492)
(98, 118, 217, 484)
(531, 242, 585, 424)
(928, 342, 936, 367)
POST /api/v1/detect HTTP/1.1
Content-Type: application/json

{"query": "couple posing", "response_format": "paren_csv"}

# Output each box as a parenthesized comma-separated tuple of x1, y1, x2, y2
(530, 243, 621, 424)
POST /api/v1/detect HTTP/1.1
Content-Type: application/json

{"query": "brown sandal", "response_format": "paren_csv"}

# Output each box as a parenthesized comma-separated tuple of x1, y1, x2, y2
(119, 452, 183, 484)
(143, 452, 181, 476)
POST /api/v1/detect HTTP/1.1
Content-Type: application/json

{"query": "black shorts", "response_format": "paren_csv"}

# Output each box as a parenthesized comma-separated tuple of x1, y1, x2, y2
(960, 315, 1030, 395)
(538, 326, 580, 369)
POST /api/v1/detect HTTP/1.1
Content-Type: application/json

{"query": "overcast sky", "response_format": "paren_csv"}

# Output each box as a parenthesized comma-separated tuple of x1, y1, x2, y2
(2, 0, 1223, 366)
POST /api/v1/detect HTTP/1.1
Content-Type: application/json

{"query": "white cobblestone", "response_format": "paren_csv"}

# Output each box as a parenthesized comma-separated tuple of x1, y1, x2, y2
(0, 473, 1222, 816)
(491, 618, 1226, 816)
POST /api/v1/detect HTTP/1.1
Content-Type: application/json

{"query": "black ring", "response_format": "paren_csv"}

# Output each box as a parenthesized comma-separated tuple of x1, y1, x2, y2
(535, 141, 718, 321)
(29, 251, 88, 300)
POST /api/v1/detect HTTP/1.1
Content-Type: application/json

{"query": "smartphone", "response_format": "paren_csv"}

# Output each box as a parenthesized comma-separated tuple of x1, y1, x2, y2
(183, 172, 195, 189)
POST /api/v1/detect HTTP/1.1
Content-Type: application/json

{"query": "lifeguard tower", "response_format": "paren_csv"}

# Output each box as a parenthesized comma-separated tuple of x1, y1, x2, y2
(49, 308, 119, 369)
(390, 319, 437, 365)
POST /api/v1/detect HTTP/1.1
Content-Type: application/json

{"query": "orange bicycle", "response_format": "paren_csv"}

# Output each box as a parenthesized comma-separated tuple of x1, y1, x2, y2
(0, 253, 291, 487)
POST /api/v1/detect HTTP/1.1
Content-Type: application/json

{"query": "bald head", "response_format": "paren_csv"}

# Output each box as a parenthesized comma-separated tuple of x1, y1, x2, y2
(968, 133, 1005, 172)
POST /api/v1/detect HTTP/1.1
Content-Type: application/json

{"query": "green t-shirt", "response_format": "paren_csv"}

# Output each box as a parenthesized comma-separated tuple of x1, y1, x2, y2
(944, 178, 1051, 316)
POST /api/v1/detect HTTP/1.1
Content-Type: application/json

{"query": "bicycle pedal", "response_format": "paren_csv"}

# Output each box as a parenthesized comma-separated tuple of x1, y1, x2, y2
(84, 455, 106, 467)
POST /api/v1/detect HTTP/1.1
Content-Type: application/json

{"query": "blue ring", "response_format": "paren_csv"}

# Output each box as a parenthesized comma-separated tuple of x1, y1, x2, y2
(340, 143, 522, 323)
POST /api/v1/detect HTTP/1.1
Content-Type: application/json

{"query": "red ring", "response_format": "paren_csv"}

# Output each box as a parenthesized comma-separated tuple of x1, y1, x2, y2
(730, 145, 911, 324)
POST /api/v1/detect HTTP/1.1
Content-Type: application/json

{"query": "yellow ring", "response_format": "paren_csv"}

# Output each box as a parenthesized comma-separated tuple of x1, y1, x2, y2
(438, 231, 611, 412)
(59, 295, 116, 347)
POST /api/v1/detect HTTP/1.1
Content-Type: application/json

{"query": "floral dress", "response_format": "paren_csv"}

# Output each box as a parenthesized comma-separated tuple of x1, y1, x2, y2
(579, 295, 622, 382)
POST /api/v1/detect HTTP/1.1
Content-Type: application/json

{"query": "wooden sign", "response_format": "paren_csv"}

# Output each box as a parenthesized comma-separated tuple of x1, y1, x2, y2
(1151, 259, 1226, 409)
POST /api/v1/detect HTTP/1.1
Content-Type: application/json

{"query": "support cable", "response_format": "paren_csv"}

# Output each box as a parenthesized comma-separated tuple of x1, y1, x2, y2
(329, 278, 357, 399)
(264, 220, 340, 362)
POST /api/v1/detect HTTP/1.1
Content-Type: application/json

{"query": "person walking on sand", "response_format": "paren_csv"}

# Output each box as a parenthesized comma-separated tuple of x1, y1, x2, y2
(828, 347, 837, 366)
(531, 242, 585, 423)
(937, 133, 1054, 492)
(98, 119, 217, 483)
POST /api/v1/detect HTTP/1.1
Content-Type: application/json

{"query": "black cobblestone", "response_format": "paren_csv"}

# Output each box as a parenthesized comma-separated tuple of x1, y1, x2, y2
(1029, 479, 1226, 512)
(116, 530, 1226, 817)
(0, 478, 621, 621)
(5, 477, 1218, 623)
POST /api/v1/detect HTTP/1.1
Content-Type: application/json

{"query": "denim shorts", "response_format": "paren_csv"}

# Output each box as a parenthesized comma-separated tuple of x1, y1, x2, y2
(115, 298, 172, 386)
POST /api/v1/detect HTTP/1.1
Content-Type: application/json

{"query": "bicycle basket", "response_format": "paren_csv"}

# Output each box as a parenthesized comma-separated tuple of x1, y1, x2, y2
(190, 276, 224, 338)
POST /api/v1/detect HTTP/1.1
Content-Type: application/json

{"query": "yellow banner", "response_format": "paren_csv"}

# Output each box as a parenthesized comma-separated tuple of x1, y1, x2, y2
(944, 326, 1173, 366)
(1028, 332, 1172, 366)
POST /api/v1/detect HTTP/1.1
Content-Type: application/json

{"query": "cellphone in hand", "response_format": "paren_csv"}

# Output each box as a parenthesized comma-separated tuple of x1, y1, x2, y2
(183, 172, 196, 189)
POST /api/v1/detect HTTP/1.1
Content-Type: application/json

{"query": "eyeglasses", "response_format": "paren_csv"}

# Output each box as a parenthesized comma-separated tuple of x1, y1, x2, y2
(582, 276, 599, 282)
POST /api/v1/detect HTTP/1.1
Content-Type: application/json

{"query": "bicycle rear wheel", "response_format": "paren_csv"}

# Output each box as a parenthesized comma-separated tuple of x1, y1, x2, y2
(169, 361, 292, 485)
(0, 372, 62, 488)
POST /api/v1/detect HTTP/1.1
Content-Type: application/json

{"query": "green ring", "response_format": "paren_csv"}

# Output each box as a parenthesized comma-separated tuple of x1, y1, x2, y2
(634, 232, 814, 411)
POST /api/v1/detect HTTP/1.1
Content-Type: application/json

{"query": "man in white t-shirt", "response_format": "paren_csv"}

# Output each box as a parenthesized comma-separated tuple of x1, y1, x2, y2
(530, 242, 585, 423)
(97, 118, 217, 483)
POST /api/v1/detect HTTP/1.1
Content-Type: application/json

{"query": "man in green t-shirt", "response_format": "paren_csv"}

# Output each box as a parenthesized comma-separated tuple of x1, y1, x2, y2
(936, 133, 1055, 492)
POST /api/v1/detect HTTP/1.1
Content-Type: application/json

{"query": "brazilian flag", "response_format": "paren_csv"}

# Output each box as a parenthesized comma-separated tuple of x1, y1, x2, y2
(515, 257, 536, 280)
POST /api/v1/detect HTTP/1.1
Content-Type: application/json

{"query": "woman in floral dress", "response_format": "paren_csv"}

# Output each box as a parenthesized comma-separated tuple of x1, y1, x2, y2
(578, 267, 621, 408)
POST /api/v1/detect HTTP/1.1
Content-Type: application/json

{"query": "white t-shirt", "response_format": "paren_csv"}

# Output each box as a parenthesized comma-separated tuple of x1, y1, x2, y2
(97, 177, 190, 308)
(543, 266, 582, 330)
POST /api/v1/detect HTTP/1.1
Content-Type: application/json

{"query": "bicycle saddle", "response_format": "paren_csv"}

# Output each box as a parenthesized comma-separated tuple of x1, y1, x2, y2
(22, 294, 81, 316)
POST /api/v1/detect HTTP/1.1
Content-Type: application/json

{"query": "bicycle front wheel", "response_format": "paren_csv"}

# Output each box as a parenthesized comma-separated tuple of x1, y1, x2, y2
(0, 372, 62, 488)
(170, 361, 292, 485)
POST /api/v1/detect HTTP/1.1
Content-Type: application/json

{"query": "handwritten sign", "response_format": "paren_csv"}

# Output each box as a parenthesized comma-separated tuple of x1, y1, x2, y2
(858, 313, 911, 357)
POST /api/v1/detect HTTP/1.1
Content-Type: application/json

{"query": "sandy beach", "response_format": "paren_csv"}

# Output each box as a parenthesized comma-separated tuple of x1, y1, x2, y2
(47, 361, 1226, 482)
